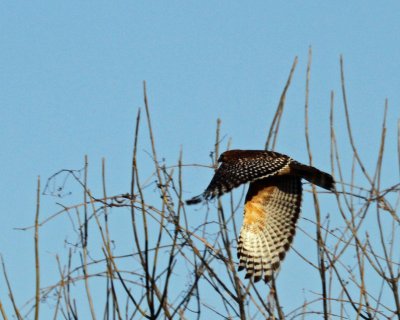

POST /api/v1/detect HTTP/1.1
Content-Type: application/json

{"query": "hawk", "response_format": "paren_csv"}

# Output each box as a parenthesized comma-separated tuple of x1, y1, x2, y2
(186, 149, 334, 283)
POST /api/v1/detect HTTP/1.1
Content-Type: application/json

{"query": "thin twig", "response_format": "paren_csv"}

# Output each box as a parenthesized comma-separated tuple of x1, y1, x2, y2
(265, 56, 298, 150)
(1, 255, 22, 320)
(304, 46, 328, 320)
(82, 156, 97, 320)
(0, 298, 8, 320)
(34, 176, 41, 320)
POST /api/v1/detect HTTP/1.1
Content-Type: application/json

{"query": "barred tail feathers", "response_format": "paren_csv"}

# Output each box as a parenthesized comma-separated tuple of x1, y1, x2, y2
(291, 162, 335, 191)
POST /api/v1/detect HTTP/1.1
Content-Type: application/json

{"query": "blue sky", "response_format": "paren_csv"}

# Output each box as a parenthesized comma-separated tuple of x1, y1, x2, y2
(1, 1, 399, 318)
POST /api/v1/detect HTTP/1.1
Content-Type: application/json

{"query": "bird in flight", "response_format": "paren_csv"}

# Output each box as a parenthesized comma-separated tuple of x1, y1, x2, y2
(186, 149, 334, 283)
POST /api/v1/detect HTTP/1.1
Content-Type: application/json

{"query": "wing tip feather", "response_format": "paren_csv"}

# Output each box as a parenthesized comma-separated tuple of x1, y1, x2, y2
(185, 194, 204, 205)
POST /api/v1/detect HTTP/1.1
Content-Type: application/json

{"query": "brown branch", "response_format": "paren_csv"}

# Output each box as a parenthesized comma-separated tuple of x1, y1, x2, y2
(0, 298, 8, 320)
(1, 255, 22, 320)
(340, 56, 373, 185)
(265, 56, 298, 150)
(34, 176, 41, 320)
(82, 156, 97, 320)
(304, 46, 328, 320)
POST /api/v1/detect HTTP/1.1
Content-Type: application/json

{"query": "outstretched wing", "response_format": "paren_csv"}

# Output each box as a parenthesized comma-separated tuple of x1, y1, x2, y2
(186, 150, 291, 205)
(237, 175, 302, 283)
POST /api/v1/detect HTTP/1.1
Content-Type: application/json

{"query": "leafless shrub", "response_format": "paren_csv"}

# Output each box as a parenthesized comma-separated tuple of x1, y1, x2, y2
(1, 53, 399, 320)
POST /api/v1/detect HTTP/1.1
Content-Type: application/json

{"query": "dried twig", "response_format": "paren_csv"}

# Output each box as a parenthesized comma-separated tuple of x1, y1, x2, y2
(34, 176, 41, 320)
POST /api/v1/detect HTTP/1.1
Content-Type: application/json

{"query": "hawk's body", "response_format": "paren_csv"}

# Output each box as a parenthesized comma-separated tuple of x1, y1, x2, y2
(186, 149, 334, 283)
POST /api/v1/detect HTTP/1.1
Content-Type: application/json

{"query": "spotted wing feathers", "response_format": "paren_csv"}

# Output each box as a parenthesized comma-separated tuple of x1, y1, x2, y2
(186, 150, 291, 205)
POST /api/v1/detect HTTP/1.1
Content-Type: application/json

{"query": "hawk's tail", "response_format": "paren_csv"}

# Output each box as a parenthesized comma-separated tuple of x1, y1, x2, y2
(290, 162, 335, 191)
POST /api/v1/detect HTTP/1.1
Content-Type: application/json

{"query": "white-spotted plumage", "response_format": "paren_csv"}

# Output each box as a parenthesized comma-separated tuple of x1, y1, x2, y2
(186, 149, 334, 283)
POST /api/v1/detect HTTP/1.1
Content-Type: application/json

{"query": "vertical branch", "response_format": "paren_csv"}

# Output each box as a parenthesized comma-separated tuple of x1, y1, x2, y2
(65, 249, 77, 320)
(340, 56, 373, 185)
(304, 46, 328, 320)
(271, 278, 285, 319)
(84, 155, 88, 248)
(143, 82, 177, 318)
(397, 119, 400, 176)
(82, 156, 97, 320)
(101, 159, 122, 318)
(215, 118, 221, 166)
(102, 158, 111, 249)
(143, 81, 162, 182)
(157, 149, 184, 318)
(0, 298, 8, 320)
(126, 107, 159, 318)
(34, 176, 41, 320)
(130, 108, 145, 263)
(54, 255, 65, 320)
(374, 99, 388, 186)
(135, 162, 153, 316)
(265, 56, 298, 150)
(329, 91, 335, 178)
(328, 90, 336, 316)
(1, 256, 22, 320)
(374, 100, 400, 318)
(101, 158, 111, 320)
(214, 118, 241, 313)
(142, 82, 158, 316)
(214, 119, 246, 319)
(102, 249, 122, 320)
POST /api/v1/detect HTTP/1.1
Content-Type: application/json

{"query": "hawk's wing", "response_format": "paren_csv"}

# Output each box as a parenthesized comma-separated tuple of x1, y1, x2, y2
(186, 150, 291, 204)
(238, 175, 302, 283)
